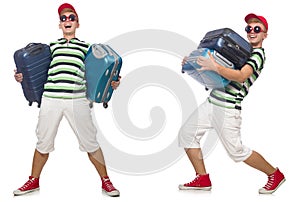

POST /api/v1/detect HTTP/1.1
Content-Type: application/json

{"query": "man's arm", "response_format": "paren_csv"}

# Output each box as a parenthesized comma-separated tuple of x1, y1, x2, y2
(214, 63, 253, 83)
(196, 51, 253, 83)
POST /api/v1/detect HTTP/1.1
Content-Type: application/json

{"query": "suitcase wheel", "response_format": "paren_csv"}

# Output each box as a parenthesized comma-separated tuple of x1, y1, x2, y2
(103, 102, 108, 109)
(29, 101, 33, 106)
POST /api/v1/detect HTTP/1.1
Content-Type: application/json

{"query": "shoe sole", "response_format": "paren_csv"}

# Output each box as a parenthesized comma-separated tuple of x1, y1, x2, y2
(259, 178, 286, 194)
(178, 185, 212, 191)
(102, 189, 120, 197)
(13, 187, 40, 196)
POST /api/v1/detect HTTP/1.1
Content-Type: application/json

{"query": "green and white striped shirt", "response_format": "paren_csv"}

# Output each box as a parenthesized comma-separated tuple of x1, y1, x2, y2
(43, 38, 90, 99)
(208, 48, 265, 110)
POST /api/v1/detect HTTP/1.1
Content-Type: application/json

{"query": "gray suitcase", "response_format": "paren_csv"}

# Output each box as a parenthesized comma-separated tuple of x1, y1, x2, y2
(182, 48, 234, 89)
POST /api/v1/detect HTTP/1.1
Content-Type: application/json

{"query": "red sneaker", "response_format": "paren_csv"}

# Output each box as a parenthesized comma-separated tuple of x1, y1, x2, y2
(259, 168, 286, 194)
(102, 177, 120, 197)
(13, 176, 40, 196)
(179, 174, 212, 190)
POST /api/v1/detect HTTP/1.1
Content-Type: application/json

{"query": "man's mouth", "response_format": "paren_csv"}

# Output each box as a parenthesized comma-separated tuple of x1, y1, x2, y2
(64, 25, 72, 29)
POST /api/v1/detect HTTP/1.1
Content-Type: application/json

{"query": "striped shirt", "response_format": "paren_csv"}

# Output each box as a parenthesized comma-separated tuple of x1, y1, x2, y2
(208, 48, 265, 110)
(43, 38, 90, 99)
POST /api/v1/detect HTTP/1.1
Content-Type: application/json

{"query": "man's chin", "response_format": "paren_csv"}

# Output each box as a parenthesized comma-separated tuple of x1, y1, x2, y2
(249, 41, 259, 47)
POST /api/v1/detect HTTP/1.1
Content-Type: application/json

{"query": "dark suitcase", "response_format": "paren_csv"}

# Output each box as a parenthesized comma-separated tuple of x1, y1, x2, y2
(182, 48, 234, 89)
(14, 43, 51, 107)
(199, 28, 252, 69)
(84, 44, 122, 108)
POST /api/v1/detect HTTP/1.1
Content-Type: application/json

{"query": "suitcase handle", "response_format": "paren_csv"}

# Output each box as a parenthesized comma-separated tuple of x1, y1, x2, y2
(103, 45, 114, 56)
(25, 43, 45, 56)
(92, 44, 108, 59)
(186, 49, 234, 68)
(214, 51, 234, 68)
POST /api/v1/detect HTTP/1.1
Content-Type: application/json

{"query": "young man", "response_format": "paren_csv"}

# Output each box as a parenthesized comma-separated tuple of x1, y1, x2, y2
(179, 13, 285, 194)
(13, 3, 120, 197)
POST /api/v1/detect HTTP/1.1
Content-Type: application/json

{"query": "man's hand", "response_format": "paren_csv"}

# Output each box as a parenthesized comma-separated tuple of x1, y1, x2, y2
(181, 56, 188, 66)
(196, 51, 218, 72)
(14, 69, 23, 83)
(111, 76, 121, 90)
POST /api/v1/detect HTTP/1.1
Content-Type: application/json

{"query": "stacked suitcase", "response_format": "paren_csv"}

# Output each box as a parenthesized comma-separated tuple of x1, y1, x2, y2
(14, 43, 51, 107)
(199, 28, 253, 69)
(182, 48, 234, 89)
(182, 28, 252, 89)
(84, 43, 122, 108)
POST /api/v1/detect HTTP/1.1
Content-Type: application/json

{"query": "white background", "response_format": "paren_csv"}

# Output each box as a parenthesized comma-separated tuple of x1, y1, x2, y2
(1, 0, 299, 202)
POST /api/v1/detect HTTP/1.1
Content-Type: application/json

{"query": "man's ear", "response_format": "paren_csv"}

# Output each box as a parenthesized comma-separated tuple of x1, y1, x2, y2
(263, 32, 268, 40)
(76, 23, 80, 28)
(59, 23, 62, 29)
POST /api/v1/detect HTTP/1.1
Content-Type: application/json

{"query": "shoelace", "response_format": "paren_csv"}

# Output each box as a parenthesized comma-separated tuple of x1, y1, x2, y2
(103, 179, 115, 191)
(263, 174, 275, 190)
(186, 175, 201, 186)
(19, 179, 35, 191)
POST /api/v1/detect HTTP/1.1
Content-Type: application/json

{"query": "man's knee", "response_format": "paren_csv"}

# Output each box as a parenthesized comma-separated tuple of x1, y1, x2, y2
(226, 146, 252, 162)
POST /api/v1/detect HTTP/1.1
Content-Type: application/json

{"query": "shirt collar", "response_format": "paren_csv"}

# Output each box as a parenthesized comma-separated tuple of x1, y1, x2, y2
(57, 37, 80, 43)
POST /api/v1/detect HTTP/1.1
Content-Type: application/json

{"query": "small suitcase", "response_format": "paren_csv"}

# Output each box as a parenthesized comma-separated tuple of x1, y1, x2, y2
(84, 43, 122, 108)
(13, 43, 51, 107)
(182, 48, 234, 89)
(199, 28, 252, 69)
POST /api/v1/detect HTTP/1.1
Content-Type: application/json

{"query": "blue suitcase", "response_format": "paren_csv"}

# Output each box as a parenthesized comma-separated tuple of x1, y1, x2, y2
(84, 44, 122, 108)
(14, 43, 51, 107)
(199, 28, 252, 69)
(182, 48, 234, 89)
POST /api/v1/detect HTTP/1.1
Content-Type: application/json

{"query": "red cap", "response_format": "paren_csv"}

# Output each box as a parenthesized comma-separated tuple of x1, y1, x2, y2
(58, 3, 78, 17)
(245, 13, 268, 31)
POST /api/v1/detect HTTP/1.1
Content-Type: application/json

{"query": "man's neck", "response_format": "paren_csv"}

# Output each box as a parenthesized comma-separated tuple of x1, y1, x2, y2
(63, 34, 76, 41)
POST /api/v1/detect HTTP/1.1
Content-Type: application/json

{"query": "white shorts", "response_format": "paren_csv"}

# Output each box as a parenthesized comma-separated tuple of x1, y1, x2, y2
(35, 97, 99, 153)
(178, 99, 252, 162)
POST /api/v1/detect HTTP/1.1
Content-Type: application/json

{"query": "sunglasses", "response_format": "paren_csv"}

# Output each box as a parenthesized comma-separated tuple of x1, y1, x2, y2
(60, 14, 77, 22)
(245, 25, 265, 33)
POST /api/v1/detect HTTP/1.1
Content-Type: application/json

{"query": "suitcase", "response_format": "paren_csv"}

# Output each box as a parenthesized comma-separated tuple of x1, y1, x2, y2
(84, 43, 122, 108)
(13, 43, 51, 107)
(199, 28, 252, 69)
(182, 48, 234, 89)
